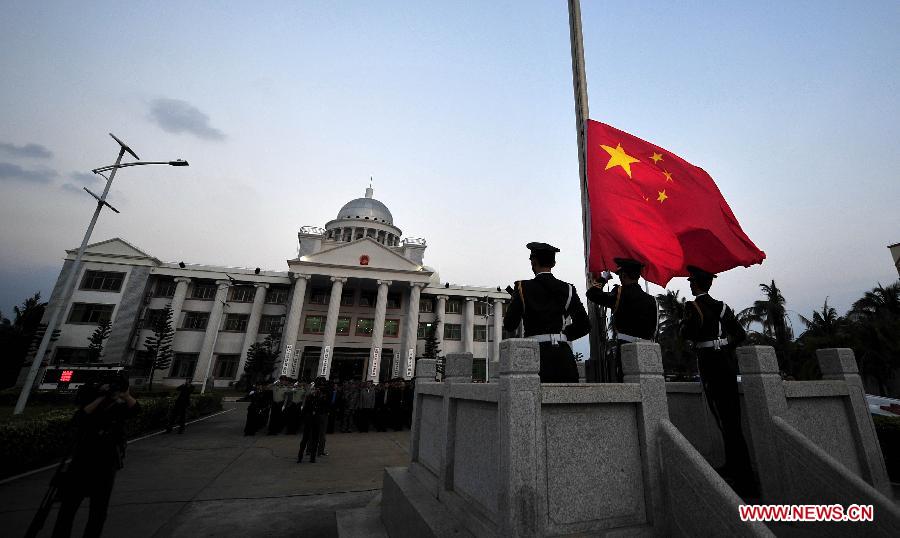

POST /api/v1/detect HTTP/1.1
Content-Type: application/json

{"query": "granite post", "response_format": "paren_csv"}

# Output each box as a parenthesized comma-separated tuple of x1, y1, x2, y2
(440, 353, 473, 491)
(410, 358, 437, 466)
(737, 345, 788, 502)
(817, 348, 891, 495)
(621, 342, 669, 532)
(498, 339, 542, 537)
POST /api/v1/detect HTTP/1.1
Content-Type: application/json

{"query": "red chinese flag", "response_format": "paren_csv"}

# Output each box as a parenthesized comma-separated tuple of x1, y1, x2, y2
(586, 120, 765, 286)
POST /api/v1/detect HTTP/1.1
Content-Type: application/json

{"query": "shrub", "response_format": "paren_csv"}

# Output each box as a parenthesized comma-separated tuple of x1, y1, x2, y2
(0, 393, 222, 479)
(873, 415, 900, 482)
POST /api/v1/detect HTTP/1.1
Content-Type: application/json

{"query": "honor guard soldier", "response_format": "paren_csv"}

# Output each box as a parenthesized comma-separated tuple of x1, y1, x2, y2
(503, 242, 591, 382)
(680, 265, 756, 497)
(586, 258, 658, 382)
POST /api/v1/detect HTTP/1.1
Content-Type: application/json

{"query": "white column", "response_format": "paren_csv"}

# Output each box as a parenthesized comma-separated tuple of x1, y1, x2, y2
(236, 283, 268, 378)
(463, 297, 476, 354)
(492, 298, 504, 364)
(402, 282, 424, 379)
(281, 274, 310, 378)
(367, 280, 392, 382)
(196, 280, 230, 388)
(317, 277, 346, 379)
(435, 295, 448, 353)
(168, 277, 192, 330)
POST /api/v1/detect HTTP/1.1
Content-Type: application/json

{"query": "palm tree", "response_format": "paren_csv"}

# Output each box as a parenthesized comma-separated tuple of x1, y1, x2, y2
(656, 290, 693, 378)
(739, 280, 794, 373)
(847, 282, 900, 395)
(798, 298, 842, 340)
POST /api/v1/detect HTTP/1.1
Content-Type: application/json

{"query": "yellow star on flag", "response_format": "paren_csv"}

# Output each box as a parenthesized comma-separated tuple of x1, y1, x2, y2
(657, 190, 668, 203)
(662, 170, 673, 182)
(600, 143, 640, 178)
(650, 152, 663, 164)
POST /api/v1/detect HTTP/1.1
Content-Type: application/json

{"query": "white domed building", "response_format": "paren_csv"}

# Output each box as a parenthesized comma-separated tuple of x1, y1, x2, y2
(32, 187, 509, 388)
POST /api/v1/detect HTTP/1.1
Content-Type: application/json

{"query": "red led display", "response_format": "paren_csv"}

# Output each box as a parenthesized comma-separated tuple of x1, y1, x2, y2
(60, 370, 74, 382)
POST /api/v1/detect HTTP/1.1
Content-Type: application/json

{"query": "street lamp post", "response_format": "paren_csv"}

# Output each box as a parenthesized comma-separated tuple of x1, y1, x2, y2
(14, 133, 188, 415)
(478, 297, 494, 382)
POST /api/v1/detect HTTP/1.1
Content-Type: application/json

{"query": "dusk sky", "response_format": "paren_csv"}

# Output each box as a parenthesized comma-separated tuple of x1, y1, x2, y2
(1, 1, 897, 355)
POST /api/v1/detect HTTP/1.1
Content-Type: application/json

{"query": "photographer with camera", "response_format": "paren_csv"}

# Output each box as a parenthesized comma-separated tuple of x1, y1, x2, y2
(51, 375, 139, 538)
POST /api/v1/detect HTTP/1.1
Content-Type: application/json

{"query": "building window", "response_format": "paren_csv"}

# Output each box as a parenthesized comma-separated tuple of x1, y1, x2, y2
(387, 293, 402, 309)
(143, 308, 165, 329)
(229, 286, 255, 303)
(342, 229, 352, 242)
(419, 298, 434, 313)
(171, 353, 198, 378)
(223, 313, 249, 332)
(79, 270, 125, 292)
(384, 319, 400, 338)
(154, 279, 177, 298)
(356, 318, 375, 336)
(336, 316, 351, 335)
(446, 300, 461, 314)
(67, 303, 114, 324)
(417, 322, 435, 339)
(54, 347, 92, 364)
(182, 311, 209, 330)
(474, 302, 489, 316)
(304, 315, 326, 334)
(474, 325, 487, 342)
(191, 283, 217, 300)
(359, 291, 376, 307)
(444, 323, 462, 340)
(340, 290, 355, 306)
(265, 286, 289, 304)
(214, 354, 239, 378)
(310, 287, 329, 305)
(259, 315, 283, 334)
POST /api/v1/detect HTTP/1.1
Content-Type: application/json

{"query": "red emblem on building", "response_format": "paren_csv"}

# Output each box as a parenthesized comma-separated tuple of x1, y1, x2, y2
(360, 255, 370, 266)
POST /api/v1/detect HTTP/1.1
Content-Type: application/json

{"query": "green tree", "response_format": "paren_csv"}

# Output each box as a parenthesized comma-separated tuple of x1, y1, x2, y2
(244, 326, 281, 385)
(86, 319, 112, 363)
(656, 290, 694, 378)
(738, 280, 794, 373)
(0, 293, 48, 387)
(847, 282, 900, 395)
(142, 304, 175, 391)
(421, 322, 443, 379)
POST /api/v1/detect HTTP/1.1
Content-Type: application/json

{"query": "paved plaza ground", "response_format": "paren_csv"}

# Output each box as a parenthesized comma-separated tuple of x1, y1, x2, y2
(0, 402, 410, 537)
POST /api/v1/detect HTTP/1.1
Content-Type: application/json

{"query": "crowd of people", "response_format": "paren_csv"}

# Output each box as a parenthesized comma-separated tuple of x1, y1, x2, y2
(242, 376, 415, 463)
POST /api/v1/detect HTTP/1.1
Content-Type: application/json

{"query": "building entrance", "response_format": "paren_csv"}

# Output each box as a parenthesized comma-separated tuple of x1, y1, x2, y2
(297, 346, 395, 382)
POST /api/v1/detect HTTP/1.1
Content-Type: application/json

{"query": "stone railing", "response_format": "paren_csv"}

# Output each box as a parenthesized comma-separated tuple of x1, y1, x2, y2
(381, 343, 897, 537)
(388, 340, 760, 537)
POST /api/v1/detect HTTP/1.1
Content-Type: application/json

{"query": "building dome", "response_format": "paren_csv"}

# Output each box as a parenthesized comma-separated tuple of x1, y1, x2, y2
(336, 187, 394, 225)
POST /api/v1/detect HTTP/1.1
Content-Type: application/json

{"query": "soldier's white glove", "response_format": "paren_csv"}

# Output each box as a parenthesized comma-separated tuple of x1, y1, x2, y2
(600, 270, 612, 281)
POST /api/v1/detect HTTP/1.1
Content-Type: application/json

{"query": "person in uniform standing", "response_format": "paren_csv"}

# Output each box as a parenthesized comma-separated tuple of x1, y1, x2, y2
(166, 378, 193, 434)
(586, 258, 658, 382)
(503, 242, 591, 382)
(680, 265, 756, 496)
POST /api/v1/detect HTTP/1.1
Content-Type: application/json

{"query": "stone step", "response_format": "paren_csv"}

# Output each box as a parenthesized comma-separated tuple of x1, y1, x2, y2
(336, 506, 388, 538)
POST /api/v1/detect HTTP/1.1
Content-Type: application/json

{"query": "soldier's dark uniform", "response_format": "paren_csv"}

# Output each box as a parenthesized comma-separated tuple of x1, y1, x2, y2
(585, 258, 658, 381)
(680, 265, 755, 495)
(503, 243, 591, 382)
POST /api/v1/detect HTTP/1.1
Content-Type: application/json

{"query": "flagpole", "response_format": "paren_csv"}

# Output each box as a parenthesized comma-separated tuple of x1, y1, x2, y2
(568, 0, 607, 382)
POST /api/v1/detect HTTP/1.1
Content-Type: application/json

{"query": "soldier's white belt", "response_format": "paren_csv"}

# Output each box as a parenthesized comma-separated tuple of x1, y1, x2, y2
(695, 338, 729, 349)
(617, 333, 650, 343)
(530, 333, 568, 344)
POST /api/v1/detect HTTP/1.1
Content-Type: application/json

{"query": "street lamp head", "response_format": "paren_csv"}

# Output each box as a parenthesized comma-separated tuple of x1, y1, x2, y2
(168, 159, 189, 167)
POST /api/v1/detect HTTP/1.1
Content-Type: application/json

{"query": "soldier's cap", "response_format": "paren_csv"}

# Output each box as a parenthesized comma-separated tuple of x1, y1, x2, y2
(613, 257, 644, 274)
(686, 265, 717, 282)
(526, 242, 560, 254)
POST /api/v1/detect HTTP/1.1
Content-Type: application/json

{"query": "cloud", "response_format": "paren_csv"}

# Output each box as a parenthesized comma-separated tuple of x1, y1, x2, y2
(61, 171, 101, 194)
(149, 98, 226, 141)
(0, 162, 56, 184)
(0, 142, 52, 159)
